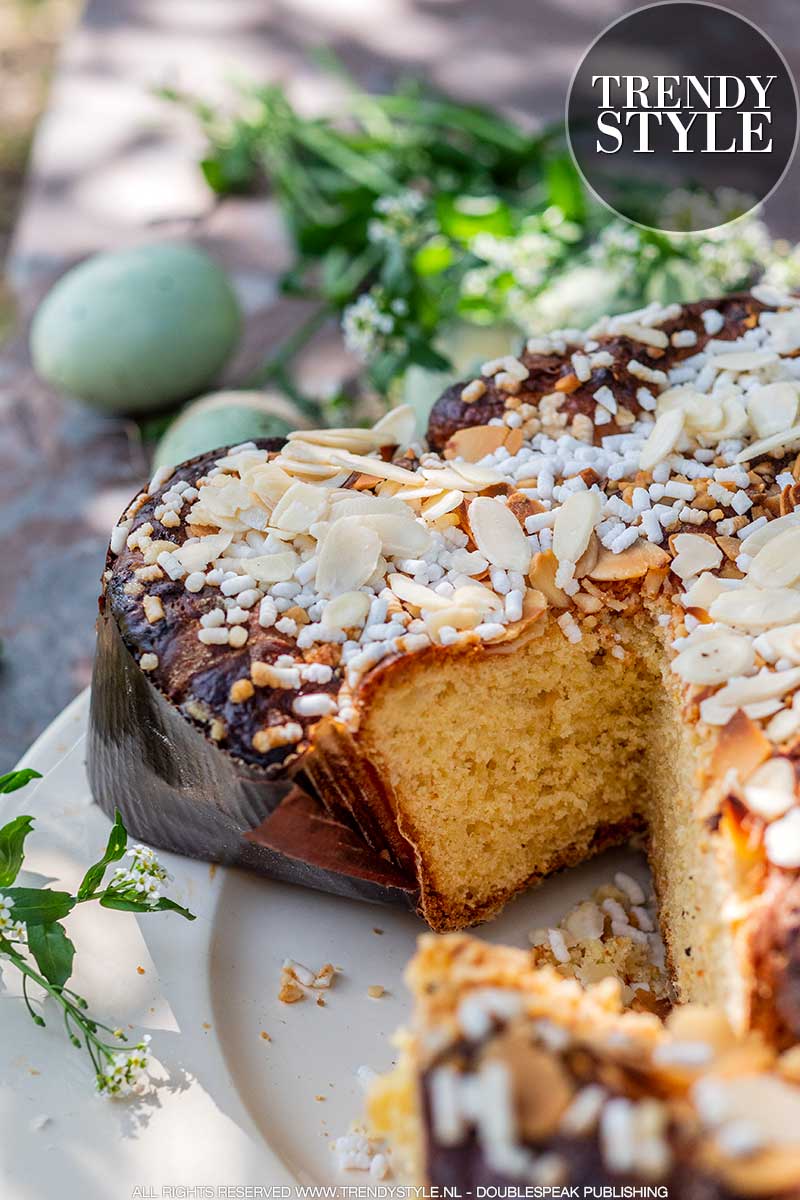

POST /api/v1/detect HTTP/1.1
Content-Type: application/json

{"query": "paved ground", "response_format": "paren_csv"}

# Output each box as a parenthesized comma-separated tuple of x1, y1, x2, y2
(1, 0, 799, 769)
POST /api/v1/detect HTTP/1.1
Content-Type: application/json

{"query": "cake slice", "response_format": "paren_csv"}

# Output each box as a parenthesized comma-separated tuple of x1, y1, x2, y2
(368, 933, 800, 1194)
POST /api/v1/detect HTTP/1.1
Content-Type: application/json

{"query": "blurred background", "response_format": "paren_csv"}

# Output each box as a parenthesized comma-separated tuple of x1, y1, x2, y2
(1, 0, 798, 770)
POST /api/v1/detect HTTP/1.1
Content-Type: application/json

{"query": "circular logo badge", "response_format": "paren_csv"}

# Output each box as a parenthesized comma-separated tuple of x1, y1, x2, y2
(566, 2, 798, 232)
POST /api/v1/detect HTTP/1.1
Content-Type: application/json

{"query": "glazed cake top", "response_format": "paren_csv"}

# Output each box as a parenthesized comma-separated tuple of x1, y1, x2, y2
(105, 285, 800, 870)
(402, 933, 800, 1194)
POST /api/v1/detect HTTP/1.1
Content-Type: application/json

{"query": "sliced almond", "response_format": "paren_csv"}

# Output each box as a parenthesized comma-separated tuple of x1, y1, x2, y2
(370, 403, 417, 447)
(316, 521, 381, 597)
(356, 513, 431, 558)
(528, 551, 569, 607)
(639, 408, 684, 472)
(736, 421, 800, 464)
(740, 511, 800, 558)
(331, 493, 409, 521)
(713, 666, 800, 712)
(748, 527, 800, 589)
(588, 540, 669, 581)
(747, 382, 800, 441)
(447, 462, 507, 489)
(553, 490, 601, 567)
(468, 497, 531, 573)
(388, 573, 452, 612)
(329, 449, 425, 486)
(671, 533, 723, 581)
(711, 349, 779, 372)
(709, 709, 772, 785)
(681, 572, 744, 613)
(672, 630, 755, 686)
(245, 552, 299, 584)
(321, 590, 371, 630)
(270, 481, 329, 534)
(765, 808, 800, 867)
(760, 623, 800, 665)
(241, 461, 295, 507)
(710, 587, 800, 631)
(451, 583, 504, 615)
(743, 757, 796, 820)
(574, 532, 600, 580)
(421, 490, 463, 521)
(174, 533, 233, 573)
(444, 425, 509, 462)
(424, 606, 480, 638)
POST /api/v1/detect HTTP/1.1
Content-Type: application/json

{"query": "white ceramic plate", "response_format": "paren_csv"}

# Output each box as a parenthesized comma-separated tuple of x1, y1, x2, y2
(1, 689, 649, 1195)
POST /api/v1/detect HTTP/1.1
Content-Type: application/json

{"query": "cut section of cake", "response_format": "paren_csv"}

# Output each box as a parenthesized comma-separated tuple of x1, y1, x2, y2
(89, 286, 800, 1046)
(368, 933, 800, 1194)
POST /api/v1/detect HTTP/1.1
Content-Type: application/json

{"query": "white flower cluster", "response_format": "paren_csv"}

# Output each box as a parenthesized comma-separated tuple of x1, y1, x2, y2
(0, 894, 27, 946)
(342, 291, 408, 361)
(110, 844, 171, 905)
(367, 188, 427, 248)
(96, 1034, 151, 1097)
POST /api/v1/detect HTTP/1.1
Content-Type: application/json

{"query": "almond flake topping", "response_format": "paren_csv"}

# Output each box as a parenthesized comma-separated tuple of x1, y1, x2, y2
(468, 497, 531, 573)
(113, 293, 800, 807)
(735, 421, 800, 464)
(748, 527, 800, 590)
(747, 382, 800, 440)
(672, 629, 755, 686)
(710, 588, 800, 632)
(670, 533, 722, 581)
(760, 624, 800, 665)
(764, 808, 800, 868)
(316, 521, 381, 597)
(553, 490, 601, 568)
(743, 757, 796, 820)
(639, 408, 684, 472)
(321, 590, 371, 630)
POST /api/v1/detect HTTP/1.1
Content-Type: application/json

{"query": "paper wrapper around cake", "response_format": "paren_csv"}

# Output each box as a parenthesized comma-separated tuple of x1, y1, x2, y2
(87, 575, 418, 910)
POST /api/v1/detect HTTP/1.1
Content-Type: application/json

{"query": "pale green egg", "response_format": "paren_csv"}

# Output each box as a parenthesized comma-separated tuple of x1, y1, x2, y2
(31, 242, 241, 414)
(152, 390, 311, 469)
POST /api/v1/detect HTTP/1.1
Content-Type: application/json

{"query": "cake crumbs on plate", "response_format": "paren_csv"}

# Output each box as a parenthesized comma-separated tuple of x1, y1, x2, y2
(279, 958, 338, 1004)
(332, 1129, 392, 1180)
(367, 985, 386, 999)
(529, 873, 670, 1013)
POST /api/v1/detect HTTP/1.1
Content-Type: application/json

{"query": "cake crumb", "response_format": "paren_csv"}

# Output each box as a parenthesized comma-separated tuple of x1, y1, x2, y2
(260, 1031, 272, 1042)
(279, 976, 306, 1004)
(367, 985, 385, 999)
(530, 874, 669, 1013)
(279, 958, 337, 1004)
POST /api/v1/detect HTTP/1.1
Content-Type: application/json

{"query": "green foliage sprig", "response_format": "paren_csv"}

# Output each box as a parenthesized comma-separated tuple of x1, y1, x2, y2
(163, 67, 800, 416)
(0, 769, 195, 1096)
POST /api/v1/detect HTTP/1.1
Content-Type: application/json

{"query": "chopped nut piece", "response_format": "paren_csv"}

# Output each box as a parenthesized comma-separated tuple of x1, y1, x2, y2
(229, 678, 255, 703)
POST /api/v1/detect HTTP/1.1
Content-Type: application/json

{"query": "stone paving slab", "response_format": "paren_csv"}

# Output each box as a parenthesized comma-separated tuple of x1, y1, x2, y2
(1, 0, 798, 768)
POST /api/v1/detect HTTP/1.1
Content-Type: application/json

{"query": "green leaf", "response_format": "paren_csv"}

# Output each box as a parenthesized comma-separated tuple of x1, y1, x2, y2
(4, 888, 75, 925)
(435, 194, 513, 244)
(0, 769, 42, 795)
(100, 894, 196, 921)
(414, 237, 454, 277)
(27, 922, 76, 989)
(544, 155, 586, 223)
(0, 815, 35, 887)
(77, 810, 128, 900)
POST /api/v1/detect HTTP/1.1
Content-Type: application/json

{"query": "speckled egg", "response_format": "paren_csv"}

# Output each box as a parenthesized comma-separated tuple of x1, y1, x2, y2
(152, 390, 310, 469)
(31, 242, 242, 414)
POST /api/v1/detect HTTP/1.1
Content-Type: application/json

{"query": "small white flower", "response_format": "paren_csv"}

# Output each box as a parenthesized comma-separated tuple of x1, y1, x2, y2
(342, 293, 396, 360)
